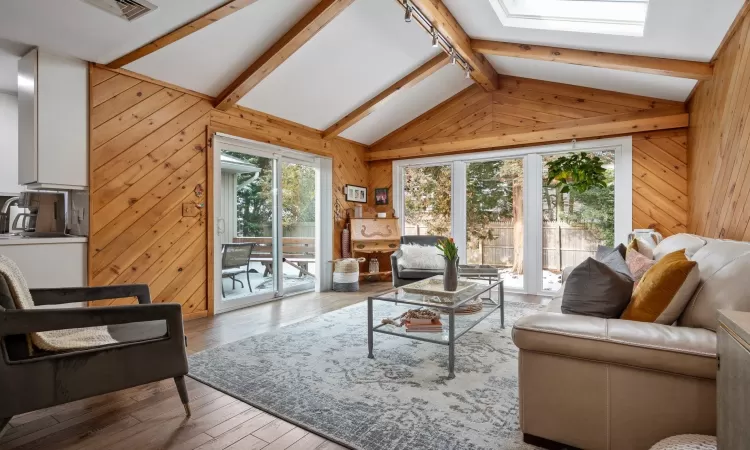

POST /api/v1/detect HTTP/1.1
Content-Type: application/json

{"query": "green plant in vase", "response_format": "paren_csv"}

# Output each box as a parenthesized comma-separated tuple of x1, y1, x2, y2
(436, 238, 459, 291)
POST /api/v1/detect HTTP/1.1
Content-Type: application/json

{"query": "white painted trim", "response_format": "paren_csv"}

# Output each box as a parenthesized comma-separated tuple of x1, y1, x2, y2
(317, 157, 334, 292)
(452, 161, 467, 262)
(524, 154, 544, 294)
(614, 136, 633, 247)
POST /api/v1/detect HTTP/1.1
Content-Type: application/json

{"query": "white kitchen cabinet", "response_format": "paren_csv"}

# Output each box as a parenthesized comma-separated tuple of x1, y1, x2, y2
(18, 48, 88, 190)
(0, 93, 22, 195)
(0, 240, 87, 289)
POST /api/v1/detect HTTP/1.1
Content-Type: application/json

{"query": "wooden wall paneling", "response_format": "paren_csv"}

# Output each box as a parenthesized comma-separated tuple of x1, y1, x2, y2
(90, 67, 209, 317)
(689, 10, 750, 240)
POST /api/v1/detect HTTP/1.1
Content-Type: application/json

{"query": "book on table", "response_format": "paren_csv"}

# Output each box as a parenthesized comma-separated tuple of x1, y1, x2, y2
(405, 319, 443, 332)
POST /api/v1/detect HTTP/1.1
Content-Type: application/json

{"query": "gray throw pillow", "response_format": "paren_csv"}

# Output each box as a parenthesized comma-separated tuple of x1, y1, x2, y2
(561, 252, 634, 319)
(596, 244, 626, 261)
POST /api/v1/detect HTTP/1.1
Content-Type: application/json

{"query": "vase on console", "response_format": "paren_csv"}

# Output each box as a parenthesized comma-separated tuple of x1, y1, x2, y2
(436, 238, 459, 291)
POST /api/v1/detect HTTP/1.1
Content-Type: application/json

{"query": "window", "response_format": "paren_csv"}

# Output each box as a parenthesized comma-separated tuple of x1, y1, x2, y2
(489, 0, 650, 36)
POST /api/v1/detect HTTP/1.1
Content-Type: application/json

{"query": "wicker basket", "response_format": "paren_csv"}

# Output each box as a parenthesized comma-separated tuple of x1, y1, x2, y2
(331, 258, 365, 292)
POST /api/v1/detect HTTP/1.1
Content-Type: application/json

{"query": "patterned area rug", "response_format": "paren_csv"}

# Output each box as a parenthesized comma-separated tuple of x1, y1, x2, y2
(188, 300, 545, 450)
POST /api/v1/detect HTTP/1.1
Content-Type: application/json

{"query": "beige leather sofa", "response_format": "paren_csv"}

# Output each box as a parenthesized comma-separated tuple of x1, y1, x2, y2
(512, 234, 750, 450)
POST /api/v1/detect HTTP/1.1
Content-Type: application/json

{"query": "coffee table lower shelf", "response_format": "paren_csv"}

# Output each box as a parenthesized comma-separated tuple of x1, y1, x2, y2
(367, 279, 504, 379)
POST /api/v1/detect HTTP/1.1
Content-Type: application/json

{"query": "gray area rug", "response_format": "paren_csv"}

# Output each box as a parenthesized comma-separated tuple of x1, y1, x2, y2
(188, 300, 544, 450)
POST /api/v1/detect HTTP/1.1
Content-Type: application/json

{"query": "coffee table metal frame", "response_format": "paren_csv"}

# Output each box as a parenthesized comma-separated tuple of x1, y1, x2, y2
(367, 278, 504, 379)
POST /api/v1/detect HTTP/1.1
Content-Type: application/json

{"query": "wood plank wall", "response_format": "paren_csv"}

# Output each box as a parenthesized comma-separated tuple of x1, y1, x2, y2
(367, 77, 688, 238)
(688, 11, 750, 240)
(89, 66, 368, 317)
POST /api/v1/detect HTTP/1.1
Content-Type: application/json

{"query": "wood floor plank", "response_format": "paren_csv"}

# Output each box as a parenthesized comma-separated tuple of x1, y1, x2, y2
(204, 408, 263, 438)
(286, 433, 326, 450)
(262, 428, 309, 450)
(253, 419, 296, 444)
(192, 412, 275, 450)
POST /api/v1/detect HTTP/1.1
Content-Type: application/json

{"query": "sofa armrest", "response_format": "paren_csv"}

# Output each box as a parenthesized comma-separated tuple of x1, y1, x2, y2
(512, 313, 717, 379)
(30, 284, 152, 306)
(391, 250, 403, 278)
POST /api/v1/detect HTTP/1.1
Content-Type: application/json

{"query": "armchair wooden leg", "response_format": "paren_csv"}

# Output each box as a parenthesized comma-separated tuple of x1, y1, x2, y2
(174, 376, 191, 416)
(0, 417, 11, 439)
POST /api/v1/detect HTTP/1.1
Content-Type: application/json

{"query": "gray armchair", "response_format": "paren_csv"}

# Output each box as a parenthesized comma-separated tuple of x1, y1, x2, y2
(0, 284, 190, 436)
(391, 235, 448, 287)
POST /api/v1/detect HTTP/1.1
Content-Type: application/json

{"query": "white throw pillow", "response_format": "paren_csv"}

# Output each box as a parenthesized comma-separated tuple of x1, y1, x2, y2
(397, 244, 445, 270)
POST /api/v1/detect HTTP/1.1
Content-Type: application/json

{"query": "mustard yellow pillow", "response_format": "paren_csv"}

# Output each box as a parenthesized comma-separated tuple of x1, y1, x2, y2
(620, 249, 700, 324)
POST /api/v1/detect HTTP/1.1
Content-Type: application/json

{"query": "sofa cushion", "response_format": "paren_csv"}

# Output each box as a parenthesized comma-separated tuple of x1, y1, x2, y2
(628, 238, 655, 259)
(562, 252, 633, 319)
(397, 244, 444, 270)
(398, 268, 444, 280)
(595, 243, 626, 261)
(621, 250, 700, 325)
(679, 240, 750, 331)
(626, 245, 657, 286)
(513, 313, 717, 379)
(653, 233, 708, 260)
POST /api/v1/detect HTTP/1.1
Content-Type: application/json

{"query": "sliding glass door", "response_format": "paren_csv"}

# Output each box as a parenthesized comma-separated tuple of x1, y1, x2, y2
(393, 137, 631, 295)
(213, 134, 329, 313)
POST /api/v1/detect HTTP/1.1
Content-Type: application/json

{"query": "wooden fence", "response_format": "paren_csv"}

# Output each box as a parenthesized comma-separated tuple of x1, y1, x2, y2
(468, 220, 601, 271)
(406, 221, 602, 271)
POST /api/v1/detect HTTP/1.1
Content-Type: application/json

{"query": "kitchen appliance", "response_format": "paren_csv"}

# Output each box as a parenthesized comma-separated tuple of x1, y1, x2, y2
(0, 196, 22, 234)
(12, 191, 66, 236)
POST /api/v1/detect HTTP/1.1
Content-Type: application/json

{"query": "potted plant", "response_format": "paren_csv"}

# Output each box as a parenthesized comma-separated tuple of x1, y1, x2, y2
(436, 238, 459, 291)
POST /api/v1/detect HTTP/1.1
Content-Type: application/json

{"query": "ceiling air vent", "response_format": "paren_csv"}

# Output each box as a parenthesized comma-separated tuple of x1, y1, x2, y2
(82, 0, 158, 21)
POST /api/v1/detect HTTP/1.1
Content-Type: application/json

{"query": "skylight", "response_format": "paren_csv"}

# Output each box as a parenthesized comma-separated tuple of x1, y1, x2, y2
(489, 0, 650, 37)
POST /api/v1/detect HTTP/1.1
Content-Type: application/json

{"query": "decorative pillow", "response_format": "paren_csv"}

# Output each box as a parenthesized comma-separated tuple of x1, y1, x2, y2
(652, 234, 707, 260)
(626, 245, 657, 287)
(561, 251, 634, 319)
(397, 244, 445, 270)
(596, 244, 626, 261)
(621, 249, 700, 324)
(628, 238, 655, 259)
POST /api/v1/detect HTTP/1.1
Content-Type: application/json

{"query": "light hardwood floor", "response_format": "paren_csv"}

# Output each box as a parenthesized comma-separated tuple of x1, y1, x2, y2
(0, 282, 545, 450)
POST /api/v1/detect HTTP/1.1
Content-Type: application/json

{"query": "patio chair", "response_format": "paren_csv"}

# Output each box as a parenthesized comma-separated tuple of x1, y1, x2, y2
(221, 243, 254, 297)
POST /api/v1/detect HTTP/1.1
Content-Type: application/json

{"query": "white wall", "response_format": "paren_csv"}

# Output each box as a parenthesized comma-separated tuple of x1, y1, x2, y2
(0, 92, 21, 194)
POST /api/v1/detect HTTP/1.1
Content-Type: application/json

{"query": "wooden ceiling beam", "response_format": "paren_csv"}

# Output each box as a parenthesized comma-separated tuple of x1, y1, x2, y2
(322, 53, 449, 139)
(409, 0, 500, 91)
(472, 40, 713, 81)
(107, 0, 260, 69)
(214, 0, 355, 111)
(366, 110, 689, 161)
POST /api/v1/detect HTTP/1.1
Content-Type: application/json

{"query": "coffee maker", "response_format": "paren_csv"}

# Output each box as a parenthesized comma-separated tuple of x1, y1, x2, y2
(12, 191, 67, 237)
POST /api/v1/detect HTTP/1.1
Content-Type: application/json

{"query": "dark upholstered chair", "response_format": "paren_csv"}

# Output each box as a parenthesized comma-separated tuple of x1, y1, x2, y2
(0, 283, 189, 436)
(391, 235, 448, 287)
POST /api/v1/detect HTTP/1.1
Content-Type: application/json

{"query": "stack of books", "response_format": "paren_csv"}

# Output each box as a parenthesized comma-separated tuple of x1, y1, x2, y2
(405, 318, 443, 333)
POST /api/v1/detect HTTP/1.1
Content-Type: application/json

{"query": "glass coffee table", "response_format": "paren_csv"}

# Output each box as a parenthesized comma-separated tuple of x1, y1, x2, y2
(367, 277, 504, 379)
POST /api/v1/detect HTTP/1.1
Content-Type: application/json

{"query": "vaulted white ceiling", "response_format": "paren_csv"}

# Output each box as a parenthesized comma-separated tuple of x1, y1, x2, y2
(0, 0, 745, 144)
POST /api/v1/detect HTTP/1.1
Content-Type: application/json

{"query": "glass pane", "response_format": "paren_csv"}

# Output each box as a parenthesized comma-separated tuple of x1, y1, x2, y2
(464, 158, 525, 290)
(403, 165, 452, 236)
(281, 161, 317, 295)
(542, 150, 615, 292)
(220, 151, 275, 300)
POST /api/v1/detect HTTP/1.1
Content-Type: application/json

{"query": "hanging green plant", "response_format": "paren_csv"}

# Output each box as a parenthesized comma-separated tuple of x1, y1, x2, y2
(546, 152, 608, 194)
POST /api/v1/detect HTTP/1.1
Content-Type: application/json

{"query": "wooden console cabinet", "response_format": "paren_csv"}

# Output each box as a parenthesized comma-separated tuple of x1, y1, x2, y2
(349, 218, 400, 279)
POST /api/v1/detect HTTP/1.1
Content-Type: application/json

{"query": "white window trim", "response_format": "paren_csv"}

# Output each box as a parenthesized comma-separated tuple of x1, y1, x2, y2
(391, 136, 633, 295)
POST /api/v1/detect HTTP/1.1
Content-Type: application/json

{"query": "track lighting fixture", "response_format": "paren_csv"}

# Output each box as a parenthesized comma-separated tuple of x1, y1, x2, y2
(431, 27, 438, 48)
(404, 6, 412, 22)
(450, 48, 457, 65)
(465, 67, 471, 79)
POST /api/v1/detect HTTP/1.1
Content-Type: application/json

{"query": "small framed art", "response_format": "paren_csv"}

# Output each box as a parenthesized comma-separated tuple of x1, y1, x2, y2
(374, 188, 389, 205)
(345, 184, 367, 203)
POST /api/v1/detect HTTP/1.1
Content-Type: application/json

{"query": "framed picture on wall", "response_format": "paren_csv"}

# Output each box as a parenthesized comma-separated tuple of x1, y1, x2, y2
(345, 184, 367, 203)
(374, 188, 389, 205)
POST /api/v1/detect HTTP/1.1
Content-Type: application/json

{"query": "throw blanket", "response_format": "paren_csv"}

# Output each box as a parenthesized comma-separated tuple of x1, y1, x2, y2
(0, 255, 117, 352)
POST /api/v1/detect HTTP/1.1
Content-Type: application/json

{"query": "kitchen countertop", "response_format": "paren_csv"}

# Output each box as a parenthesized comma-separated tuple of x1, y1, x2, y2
(0, 235, 88, 245)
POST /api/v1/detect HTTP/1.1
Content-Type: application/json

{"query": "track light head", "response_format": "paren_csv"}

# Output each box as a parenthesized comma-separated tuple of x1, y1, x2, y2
(404, 5, 412, 22)
(431, 28, 438, 48)
(465, 67, 471, 79)
(450, 48, 457, 65)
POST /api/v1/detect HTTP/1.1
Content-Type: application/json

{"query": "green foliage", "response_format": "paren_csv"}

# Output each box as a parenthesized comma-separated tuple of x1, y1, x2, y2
(546, 152, 607, 194)
(436, 237, 459, 261)
(561, 174, 615, 247)
(225, 151, 315, 238)
(403, 160, 522, 241)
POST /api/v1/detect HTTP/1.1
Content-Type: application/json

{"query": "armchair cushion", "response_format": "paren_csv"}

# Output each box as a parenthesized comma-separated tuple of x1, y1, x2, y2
(513, 313, 716, 379)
